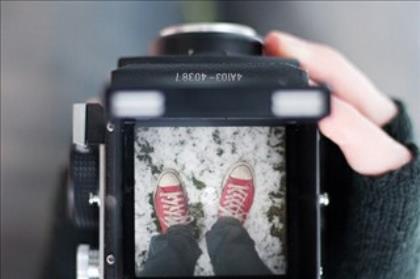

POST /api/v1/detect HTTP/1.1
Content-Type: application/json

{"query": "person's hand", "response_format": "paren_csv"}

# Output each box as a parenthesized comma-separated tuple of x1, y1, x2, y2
(264, 31, 412, 176)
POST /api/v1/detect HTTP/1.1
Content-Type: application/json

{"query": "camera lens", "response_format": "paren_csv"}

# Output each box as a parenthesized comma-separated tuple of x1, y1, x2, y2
(152, 22, 263, 56)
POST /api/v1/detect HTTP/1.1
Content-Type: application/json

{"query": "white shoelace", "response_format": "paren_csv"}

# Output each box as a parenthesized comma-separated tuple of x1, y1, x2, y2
(219, 184, 248, 222)
(160, 191, 192, 227)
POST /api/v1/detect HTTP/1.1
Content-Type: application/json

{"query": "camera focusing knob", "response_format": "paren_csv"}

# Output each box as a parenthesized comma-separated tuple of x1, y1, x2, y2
(77, 245, 99, 279)
(153, 22, 263, 56)
(69, 103, 104, 229)
(68, 145, 99, 229)
(160, 22, 257, 38)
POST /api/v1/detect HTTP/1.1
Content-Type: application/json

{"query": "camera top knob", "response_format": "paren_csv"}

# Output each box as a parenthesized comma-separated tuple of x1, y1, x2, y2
(160, 22, 257, 38)
(153, 22, 263, 56)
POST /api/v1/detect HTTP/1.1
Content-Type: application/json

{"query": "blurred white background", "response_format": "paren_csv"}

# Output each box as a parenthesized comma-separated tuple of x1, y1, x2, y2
(1, 1, 419, 278)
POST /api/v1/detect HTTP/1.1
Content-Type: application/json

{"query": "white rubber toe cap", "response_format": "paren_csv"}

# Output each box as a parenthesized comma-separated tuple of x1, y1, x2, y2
(230, 164, 253, 180)
(158, 171, 181, 187)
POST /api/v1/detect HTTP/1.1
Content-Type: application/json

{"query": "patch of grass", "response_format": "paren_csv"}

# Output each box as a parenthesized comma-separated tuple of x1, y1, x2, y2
(192, 175, 206, 190)
(267, 199, 287, 255)
(266, 205, 282, 222)
(190, 202, 205, 238)
(276, 147, 285, 157)
(267, 140, 283, 148)
(136, 154, 152, 165)
(140, 140, 154, 154)
(230, 142, 237, 154)
(270, 224, 282, 239)
(269, 191, 283, 200)
(270, 127, 284, 137)
(267, 127, 285, 153)
(136, 140, 154, 166)
(190, 202, 204, 219)
(151, 164, 163, 175)
(273, 162, 285, 172)
(280, 175, 286, 192)
(139, 250, 147, 266)
(147, 192, 154, 207)
(148, 193, 160, 231)
(136, 140, 163, 176)
(212, 129, 222, 145)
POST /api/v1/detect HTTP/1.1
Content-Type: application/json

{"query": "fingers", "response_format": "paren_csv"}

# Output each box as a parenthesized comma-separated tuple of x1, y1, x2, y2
(264, 31, 411, 175)
(264, 31, 397, 126)
(319, 96, 412, 176)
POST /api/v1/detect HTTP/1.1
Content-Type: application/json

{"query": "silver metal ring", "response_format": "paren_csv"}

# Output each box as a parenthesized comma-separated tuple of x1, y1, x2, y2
(160, 22, 257, 38)
(106, 122, 114, 132)
(106, 254, 115, 265)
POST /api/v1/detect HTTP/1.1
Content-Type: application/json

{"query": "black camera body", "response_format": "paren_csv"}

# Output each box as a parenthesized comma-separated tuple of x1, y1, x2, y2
(69, 23, 330, 279)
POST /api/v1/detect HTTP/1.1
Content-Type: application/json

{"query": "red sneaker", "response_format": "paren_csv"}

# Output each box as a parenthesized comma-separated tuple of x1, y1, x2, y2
(218, 162, 255, 223)
(154, 169, 192, 233)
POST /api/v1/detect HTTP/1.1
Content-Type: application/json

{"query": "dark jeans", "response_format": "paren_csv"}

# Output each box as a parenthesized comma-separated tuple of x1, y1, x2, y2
(140, 217, 272, 276)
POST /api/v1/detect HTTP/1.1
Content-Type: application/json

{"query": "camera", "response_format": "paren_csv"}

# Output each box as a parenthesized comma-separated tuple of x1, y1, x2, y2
(68, 23, 330, 279)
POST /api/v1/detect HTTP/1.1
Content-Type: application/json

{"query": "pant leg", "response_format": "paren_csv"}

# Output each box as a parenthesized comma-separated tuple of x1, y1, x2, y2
(205, 217, 272, 276)
(140, 224, 202, 277)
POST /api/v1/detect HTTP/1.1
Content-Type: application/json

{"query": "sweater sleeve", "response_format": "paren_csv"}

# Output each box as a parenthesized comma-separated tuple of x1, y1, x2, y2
(333, 101, 420, 279)
(382, 99, 414, 143)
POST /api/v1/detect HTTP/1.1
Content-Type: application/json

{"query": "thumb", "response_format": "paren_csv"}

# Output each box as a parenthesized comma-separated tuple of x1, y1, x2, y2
(319, 96, 412, 176)
(264, 31, 312, 61)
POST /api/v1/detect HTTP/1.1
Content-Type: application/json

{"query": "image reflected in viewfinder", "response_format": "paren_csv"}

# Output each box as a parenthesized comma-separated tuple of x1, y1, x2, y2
(134, 126, 286, 276)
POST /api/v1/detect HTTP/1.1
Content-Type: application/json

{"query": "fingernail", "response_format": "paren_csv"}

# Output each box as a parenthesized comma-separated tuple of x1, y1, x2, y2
(264, 32, 281, 55)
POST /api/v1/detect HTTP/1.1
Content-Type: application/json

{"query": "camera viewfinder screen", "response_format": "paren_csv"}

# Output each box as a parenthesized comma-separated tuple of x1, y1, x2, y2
(134, 126, 286, 276)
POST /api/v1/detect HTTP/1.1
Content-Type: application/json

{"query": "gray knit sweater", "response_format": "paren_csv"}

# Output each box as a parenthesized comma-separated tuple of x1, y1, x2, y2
(324, 101, 420, 279)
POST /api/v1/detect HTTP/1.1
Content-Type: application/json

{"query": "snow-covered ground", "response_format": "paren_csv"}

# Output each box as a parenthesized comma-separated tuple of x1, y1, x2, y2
(134, 126, 287, 276)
